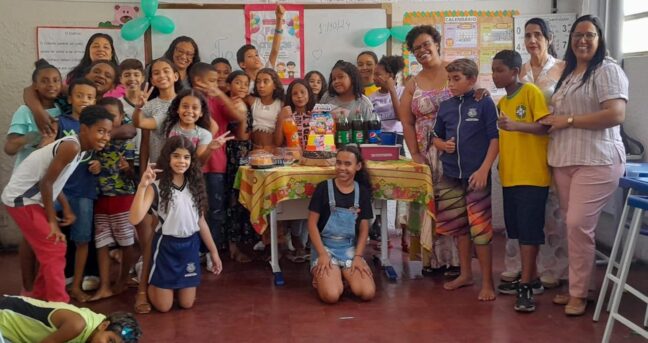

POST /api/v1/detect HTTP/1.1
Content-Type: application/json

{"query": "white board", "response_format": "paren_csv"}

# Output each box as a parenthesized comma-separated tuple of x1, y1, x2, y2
(150, 8, 387, 76)
(37, 27, 145, 77)
(152, 9, 245, 68)
(513, 13, 577, 63)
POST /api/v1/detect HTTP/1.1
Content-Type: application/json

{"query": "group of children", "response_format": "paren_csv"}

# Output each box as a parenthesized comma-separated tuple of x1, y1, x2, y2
(0, 14, 560, 340)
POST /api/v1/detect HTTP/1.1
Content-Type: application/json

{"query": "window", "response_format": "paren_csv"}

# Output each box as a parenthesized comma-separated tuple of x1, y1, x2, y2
(624, 0, 648, 54)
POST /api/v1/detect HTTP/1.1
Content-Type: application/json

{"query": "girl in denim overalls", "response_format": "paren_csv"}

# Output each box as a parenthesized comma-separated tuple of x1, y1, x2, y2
(307, 146, 375, 304)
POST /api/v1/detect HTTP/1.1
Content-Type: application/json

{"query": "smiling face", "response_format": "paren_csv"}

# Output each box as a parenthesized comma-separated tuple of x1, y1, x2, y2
(89, 37, 112, 62)
(213, 62, 231, 90)
(255, 72, 275, 97)
(169, 147, 191, 175)
(331, 68, 352, 96)
(177, 95, 203, 127)
(172, 41, 196, 71)
(335, 151, 361, 183)
(524, 23, 550, 58)
(151, 61, 179, 91)
(229, 74, 250, 98)
(69, 84, 97, 117)
(411, 33, 440, 66)
(571, 21, 599, 64)
(120, 68, 144, 92)
(373, 64, 391, 88)
(35, 68, 62, 101)
(356, 54, 376, 84)
(87, 63, 115, 96)
(81, 118, 112, 151)
(290, 83, 309, 109)
(307, 73, 323, 95)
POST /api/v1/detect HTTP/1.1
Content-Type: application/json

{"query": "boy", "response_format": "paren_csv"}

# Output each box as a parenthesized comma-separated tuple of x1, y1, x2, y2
(0, 295, 141, 342)
(90, 98, 137, 302)
(1, 105, 114, 303)
(432, 58, 499, 301)
(118, 59, 146, 174)
(189, 62, 243, 259)
(237, 4, 285, 92)
(210, 57, 232, 93)
(492, 50, 551, 312)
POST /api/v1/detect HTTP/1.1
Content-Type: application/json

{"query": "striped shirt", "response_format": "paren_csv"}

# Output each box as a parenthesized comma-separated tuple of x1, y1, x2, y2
(548, 58, 628, 167)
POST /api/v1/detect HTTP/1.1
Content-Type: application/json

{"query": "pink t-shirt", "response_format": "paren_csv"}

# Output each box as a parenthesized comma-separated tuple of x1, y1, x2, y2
(202, 97, 230, 174)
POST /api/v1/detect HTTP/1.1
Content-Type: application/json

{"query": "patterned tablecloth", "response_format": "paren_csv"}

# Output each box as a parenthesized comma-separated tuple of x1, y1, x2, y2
(234, 159, 435, 234)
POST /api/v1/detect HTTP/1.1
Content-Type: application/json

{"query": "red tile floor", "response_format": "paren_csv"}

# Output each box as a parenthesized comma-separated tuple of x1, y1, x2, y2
(0, 233, 646, 342)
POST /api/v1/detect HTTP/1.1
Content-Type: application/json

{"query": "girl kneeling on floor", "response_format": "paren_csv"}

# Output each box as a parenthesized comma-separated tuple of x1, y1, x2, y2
(307, 145, 375, 304)
(129, 135, 222, 313)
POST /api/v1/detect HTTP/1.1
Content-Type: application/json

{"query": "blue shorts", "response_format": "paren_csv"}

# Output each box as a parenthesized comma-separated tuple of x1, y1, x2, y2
(503, 186, 549, 245)
(149, 232, 201, 289)
(67, 197, 94, 244)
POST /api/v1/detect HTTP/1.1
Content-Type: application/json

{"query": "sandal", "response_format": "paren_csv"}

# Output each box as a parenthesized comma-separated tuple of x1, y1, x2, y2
(134, 292, 151, 314)
(286, 253, 307, 263)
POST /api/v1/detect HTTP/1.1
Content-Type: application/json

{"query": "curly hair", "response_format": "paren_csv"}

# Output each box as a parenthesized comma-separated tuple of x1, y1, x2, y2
(252, 68, 285, 101)
(163, 89, 211, 137)
(337, 144, 372, 196)
(106, 312, 142, 343)
(378, 55, 405, 77)
(328, 60, 363, 100)
(285, 79, 316, 113)
(405, 25, 442, 55)
(304, 70, 328, 101)
(156, 135, 208, 217)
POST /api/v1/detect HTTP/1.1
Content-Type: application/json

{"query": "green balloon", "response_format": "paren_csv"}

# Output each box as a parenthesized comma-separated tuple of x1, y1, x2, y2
(142, 0, 159, 18)
(121, 16, 150, 41)
(390, 25, 413, 42)
(151, 15, 175, 34)
(363, 28, 390, 47)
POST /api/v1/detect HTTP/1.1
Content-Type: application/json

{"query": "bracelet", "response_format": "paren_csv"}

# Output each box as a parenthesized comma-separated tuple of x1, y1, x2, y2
(275, 28, 283, 34)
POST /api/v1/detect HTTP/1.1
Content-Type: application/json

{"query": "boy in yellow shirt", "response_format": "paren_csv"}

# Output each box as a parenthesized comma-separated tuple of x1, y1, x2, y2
(491, 50, 551, 312)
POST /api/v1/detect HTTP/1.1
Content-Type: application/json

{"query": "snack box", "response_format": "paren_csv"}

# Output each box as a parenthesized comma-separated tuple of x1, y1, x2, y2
(359, 144, 402, 161)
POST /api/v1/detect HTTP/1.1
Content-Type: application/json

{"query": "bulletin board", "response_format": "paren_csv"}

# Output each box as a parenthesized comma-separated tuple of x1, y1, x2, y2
(403, 10, 518, 100)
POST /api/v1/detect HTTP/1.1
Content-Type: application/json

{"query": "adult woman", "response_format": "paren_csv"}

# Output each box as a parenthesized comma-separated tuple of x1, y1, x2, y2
(162, 36, 200, 90)
(540, 15, 628, 316)
(500, 17, 567, 289)
(399, 25, 458, 273)
(357, 51, 380, 96)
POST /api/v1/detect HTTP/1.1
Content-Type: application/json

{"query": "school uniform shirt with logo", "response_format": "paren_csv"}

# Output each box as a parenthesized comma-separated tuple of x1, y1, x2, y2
(7, 105, 62, 169)
(433, 89, 499, 179)
(1, 136, 84, 208)
(150, 179, 200, 238)
(497, 83, 551, 187)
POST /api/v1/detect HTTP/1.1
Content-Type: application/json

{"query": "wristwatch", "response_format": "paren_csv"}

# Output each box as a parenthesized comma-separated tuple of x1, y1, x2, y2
(567, 116, 574, 126)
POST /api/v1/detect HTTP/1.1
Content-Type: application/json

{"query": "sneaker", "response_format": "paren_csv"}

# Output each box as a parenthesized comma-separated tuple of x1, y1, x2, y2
(500, 270, 521, 282)
(497, 279, 544, 295)
(514, 283, 536, 312)
(81, 276, 100, 292)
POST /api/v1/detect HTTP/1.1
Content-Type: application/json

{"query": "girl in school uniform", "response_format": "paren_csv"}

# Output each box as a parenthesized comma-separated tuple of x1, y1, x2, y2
(129, 135, 222, 313)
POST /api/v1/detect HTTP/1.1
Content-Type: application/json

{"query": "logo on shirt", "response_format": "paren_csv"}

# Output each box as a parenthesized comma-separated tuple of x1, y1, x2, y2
(185, 262, 197, 277)
(515, 105, 527, 120)
(466, 107, 479, 122)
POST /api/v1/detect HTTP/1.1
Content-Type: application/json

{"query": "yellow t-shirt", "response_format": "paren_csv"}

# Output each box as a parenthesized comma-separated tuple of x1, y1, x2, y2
(363, 84, 380, 97)
(497, 83, 551, 187)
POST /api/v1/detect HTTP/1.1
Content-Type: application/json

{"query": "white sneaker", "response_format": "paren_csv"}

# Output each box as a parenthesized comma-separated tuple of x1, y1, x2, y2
(81, 276, 100, 291)
(206, 253, 214, 272)
(500, 271, 521, 282)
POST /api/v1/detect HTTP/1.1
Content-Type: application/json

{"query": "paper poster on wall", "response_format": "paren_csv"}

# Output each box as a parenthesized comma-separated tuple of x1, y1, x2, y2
(514, 13, 577, 62)
(37, 26, 145, 77)
(245, 4, 304, 84)
(444, 16, 478, 49)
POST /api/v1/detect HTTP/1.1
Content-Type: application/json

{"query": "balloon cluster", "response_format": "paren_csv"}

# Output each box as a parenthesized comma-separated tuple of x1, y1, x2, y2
(363, 25, 413, 47)
(121, 0, 175, 41)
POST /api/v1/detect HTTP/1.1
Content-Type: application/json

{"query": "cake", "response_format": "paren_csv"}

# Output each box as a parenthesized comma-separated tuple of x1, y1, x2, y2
(249, 150, 276, 169)
(303, 104, 336, 160)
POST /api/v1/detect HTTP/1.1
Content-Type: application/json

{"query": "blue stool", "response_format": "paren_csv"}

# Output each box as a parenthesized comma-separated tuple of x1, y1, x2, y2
(594, 177, 648, 322)
(601, 195, 648, 342)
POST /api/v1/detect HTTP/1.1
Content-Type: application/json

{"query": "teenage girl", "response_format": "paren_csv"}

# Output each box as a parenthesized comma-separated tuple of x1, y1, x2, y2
(129, 135, 222, 313)
(245, 68, 284, 151)
(357, 51, 379, 96)
(308, 145, 376, 304)
(304, 71, 328, 102)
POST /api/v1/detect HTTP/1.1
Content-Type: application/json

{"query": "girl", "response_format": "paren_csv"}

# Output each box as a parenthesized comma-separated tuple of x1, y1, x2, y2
(370, 55, 405, 145)
(304, 70, 327, 102)
(246, 68, 284, 150)
(320, 61, 373, 127)
(162, 36, 201, 90)
(357, 51, 379, 96)
(307, 145, 375, 304)
(129, 135, 223, 313)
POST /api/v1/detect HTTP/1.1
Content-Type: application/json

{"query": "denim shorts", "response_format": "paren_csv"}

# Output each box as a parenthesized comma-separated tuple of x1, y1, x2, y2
(67, 197, 94, 244)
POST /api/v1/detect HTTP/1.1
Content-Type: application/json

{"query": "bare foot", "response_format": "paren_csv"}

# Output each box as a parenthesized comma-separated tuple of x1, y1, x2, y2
(69, 287, 91, 303)
(89, 287, 114, 302)
(109, 249, 122, 264)
(478, 284, 496, 301)
(443, 275, 474, 291)
(134, 292, 151, 314)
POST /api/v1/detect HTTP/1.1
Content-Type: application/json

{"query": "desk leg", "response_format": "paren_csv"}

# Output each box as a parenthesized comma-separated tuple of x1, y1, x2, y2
(380, 200, 397, 281)
(269, 209, 285, 286)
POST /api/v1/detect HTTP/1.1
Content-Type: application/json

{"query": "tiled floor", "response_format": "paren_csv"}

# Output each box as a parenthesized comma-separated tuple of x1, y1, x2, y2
(0, 233, 646, 342)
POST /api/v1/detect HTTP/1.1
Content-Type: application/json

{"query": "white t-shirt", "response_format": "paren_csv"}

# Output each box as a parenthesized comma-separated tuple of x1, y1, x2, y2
(369, 86, 404, 133)
(2, 135, 84, 207)
(120, 97, 142, 166)
(151, 179, 200, 238)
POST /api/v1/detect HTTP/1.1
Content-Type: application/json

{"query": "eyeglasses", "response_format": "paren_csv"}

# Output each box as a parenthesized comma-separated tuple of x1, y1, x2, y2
(571, 32, 598, 41)
(412, 40, 434, 53)
(174, 48, 195, 59)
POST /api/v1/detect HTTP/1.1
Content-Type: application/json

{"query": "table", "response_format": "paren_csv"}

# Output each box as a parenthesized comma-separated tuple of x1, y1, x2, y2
(234, 159, 435, 285)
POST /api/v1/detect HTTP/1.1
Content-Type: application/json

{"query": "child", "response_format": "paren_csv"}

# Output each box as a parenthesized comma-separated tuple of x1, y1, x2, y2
(432, 58, 499, 301)
(90, 97, 138, 302)
(370, 55, 405, 145)
(210, 57, 232, 93)
(129, 135, 223, 313)
(0, 295, 141, 342)
(492, 50, 551, 312)
(356, 51, 380, 96)
(119, 59, 146, 174)
(320, 61, 373, 123)
(245, 68, 284, 150)
(304, 70, 327, 102)
(1, 105, 114, 303)
(274, 79, 317, 262)
(308, 145, 375, 304)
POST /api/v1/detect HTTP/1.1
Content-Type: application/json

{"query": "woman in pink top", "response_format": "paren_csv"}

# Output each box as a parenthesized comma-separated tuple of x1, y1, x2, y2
(540, 15, 628, 316)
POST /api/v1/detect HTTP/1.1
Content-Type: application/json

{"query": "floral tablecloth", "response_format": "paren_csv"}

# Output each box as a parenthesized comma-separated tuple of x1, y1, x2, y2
(234, 160, 435, 234)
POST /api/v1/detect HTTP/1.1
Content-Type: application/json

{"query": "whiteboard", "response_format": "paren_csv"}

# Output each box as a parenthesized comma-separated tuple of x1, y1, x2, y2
(513, 13, 577, 63)
(37, 27, 145, 77)
(151, 8, 387, 76)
